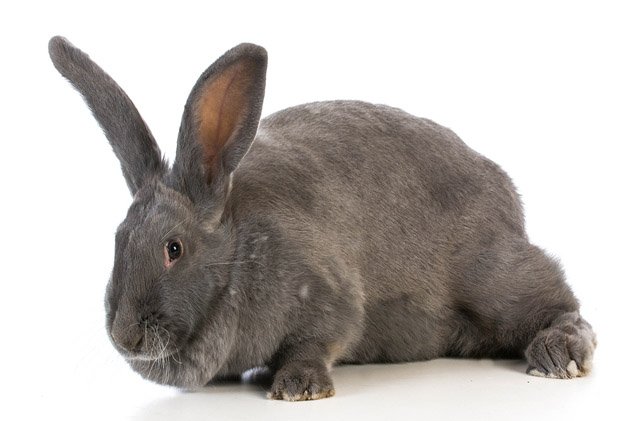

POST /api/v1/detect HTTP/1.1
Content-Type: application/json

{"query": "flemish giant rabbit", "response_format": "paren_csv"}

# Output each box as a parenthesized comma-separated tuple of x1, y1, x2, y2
(49, 37, 595, 401)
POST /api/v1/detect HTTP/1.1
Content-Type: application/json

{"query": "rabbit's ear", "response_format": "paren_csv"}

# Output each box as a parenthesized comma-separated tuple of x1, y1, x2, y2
(49, 36, 166, 195)
(173, 43, 267, 202)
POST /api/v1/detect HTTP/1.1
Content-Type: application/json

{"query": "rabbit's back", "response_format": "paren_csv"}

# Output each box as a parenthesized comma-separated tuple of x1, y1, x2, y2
(229, 100, 531, 363)
(248, 100, 524, 229)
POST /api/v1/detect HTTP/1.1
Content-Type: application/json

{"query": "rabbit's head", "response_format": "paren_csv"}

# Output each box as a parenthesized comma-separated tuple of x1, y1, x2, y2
(48, 37, 267, 361)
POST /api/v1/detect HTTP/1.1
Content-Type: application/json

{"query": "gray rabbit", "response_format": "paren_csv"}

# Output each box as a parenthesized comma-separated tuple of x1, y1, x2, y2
(49, 36, 596, 401)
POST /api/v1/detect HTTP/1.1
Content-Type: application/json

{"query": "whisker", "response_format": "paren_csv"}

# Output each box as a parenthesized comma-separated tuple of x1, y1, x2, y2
(147, 322, 159, 375)
(152, 325, 163, 380)
(159, 326, 169, 376)
(171, 353, 183, 365)
(127, 321, 140, 329)
(160, 218, 190, 243)
(159, 325, 183, 366)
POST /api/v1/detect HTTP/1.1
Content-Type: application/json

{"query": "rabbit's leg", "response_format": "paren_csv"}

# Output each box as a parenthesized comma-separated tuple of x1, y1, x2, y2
(451, 239, 596, 377)
(504, 244, 597, 378)
(266, 340, 337, 401)
(525, 311, 596, 378)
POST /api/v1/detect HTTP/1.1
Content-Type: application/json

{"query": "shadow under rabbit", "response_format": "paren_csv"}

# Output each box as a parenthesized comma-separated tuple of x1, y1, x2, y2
(132, 358, 530, 420)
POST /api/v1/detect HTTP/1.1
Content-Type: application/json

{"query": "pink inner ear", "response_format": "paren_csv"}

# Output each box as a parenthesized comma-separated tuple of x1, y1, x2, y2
(195, 59, 254, 183)
(163, 247, 176, 269)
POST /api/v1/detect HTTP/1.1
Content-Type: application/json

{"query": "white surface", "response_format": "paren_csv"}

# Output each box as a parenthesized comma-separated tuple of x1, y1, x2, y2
(2, 1, 636, 420)
(35, 356, 631, 420)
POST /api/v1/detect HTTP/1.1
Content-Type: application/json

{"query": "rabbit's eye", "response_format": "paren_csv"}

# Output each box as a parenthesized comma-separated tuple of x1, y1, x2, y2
(165, 240, 183, 263)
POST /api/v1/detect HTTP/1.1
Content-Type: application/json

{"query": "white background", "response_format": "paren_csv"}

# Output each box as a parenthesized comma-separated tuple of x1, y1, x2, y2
(2, 1, 635, 420)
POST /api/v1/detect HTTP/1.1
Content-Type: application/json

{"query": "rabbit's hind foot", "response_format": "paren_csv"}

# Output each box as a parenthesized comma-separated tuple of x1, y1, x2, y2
(525, 311, 596, 379)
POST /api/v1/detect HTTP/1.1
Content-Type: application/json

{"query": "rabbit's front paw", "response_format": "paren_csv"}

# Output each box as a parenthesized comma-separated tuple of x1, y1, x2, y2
(525, 312, 596, 379)
(267, 360, 335, 401)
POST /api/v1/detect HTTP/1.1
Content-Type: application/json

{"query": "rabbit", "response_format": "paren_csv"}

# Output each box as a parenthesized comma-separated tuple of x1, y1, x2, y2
(48, 36, 596, 401)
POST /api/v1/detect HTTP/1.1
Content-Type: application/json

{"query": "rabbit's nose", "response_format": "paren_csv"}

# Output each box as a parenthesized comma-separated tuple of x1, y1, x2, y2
(110, 310, 144, 353)
(111, 326, 144, 353)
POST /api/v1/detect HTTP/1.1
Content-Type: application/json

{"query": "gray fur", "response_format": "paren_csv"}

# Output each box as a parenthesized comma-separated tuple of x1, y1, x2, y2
(48, 36, 167, 194)
(49, 37, 596, 400)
